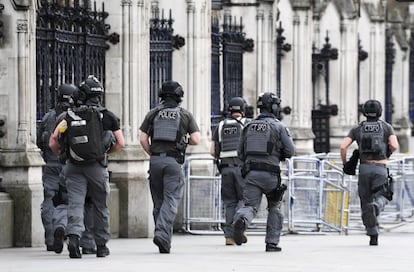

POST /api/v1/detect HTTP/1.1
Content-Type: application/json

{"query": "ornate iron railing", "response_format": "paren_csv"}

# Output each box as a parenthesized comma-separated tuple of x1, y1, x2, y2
(149, 9, 184, 109)
(36, 0, 118, 121)
(150, 9, 174, 109)
(221, 14, 245, 108)
(211, 17, 221, 117)
(409, 28, 414, 129)
(385, 29, 395, 124)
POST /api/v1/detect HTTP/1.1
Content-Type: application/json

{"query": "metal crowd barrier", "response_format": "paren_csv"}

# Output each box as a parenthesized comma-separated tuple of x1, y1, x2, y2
(286, 156, 348, 234)
(182, 153, 414, 235)
(182, 155, 348, 235)
(313, 153, 414, 230)
(182, 157, 222, 234)
(381, 156, 414, 222)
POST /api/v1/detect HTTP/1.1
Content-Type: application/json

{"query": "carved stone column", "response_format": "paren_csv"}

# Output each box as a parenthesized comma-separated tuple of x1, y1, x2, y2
(289, 1, 314, 155)
(104, 0, 153, 238)
(331, 18, 359, 150)
(0, 3, 44, 247)
(184, 0, 211, 155)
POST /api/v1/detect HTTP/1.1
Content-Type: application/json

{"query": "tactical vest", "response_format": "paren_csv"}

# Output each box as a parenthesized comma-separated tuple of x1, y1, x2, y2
(218, 118, 246, 158)
(359, 121, 387, 159)
(65, 106, 105, 164)
(152, 107, 181, 142)
(244, 118, 276, 156)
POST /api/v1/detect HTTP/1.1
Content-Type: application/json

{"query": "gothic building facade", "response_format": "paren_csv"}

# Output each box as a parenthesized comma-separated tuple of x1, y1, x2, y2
(0, 0, 413, 246)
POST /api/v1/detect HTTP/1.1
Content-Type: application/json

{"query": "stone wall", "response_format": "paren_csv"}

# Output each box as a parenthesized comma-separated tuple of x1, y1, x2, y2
(0, 192, 13, 248)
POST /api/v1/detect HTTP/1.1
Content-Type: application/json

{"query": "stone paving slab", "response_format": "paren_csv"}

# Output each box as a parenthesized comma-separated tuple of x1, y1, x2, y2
(1, 224, 413, 272)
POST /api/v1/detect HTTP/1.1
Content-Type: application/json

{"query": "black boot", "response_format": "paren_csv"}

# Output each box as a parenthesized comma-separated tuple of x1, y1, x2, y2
(53, 227, 65, 254)
(266, 243, 282, 252)
(153, 236, 170, 254)
(369, 235, 378, 246)
(82, 247, 97, 254)
(233, 218, 247, 246)
(96, 245, 110, 257)
(67, 235, 81, 258)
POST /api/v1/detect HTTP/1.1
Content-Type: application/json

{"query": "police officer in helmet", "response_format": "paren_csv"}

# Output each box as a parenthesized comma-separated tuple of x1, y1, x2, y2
(37, 83, 77, 252)
(49, 75, 125, 258)
(139, 80, 200, 254)
(210, 97, 250, 245)
(233, 92, 295, 252)
(340, 99, 399, 246)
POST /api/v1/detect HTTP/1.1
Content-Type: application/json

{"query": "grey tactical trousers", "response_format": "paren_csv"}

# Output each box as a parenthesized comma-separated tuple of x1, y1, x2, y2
(149, 155, 185, 248)
(64, 161, 110, 246)
(358, 163, 389, 236)
(234, 170, 283, 245)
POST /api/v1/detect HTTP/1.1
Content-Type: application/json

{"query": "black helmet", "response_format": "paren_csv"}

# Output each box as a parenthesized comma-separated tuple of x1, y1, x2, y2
(257, 92, 281, 115)
(228, 97, 247, 114)
(363, 99, 382, 118)
(57, 83, 78, 102)
(78, 75, 104, 98)
(159, 81, 184, 103)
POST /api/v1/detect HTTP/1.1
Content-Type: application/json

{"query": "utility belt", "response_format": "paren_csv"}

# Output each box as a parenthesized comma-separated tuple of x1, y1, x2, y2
(151, 151, 180, 158)
(152, 151, 185, 164)
(216, 162, 242, 174)
(242, 162, 280, 177)
(68, 153, 108, 167)
(248, 162, 280, 173)
(220, 163, 242, 168)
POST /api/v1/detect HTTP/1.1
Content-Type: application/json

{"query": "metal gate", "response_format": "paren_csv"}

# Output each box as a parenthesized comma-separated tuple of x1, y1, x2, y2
(210, 14, 254, 133)
(385, 29, 395, 124)
(222, 14, 253, 107)
(150, 9, 185, 109)
(36, 0, 119, 121)
(211, 16, 221, 129)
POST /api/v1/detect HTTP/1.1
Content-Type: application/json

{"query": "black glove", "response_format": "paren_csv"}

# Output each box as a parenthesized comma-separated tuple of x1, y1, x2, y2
(343, 149, 359, 175)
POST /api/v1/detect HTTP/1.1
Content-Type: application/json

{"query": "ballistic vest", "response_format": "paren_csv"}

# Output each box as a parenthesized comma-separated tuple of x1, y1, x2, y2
(65, 106, 105, 164)
(244, 118, 276, 156)
(359, 121, 387, 159)
(152, 107, 181, 142)
(218, 117, 246, 158)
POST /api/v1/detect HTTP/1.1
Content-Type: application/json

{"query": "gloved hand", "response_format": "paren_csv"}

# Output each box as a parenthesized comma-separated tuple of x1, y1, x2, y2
(343, 149, 359, 175)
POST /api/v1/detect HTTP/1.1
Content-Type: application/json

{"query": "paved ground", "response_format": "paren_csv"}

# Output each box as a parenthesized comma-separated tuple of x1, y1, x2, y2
(1, 221, 414, 272)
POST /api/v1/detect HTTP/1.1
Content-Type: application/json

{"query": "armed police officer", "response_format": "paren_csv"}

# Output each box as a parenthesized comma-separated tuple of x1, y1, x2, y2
(50, 75, 125, 258)
(210, 97, 250, 245)
(37, 83, 77, 252)
(340, 99, 399, 246)
(233, 92, 295, 252)
(39, 83, 99, 255)
(139, 81, 200, 254)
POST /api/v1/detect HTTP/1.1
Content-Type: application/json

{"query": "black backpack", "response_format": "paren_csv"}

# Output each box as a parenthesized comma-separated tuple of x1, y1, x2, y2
(65, 106, 105, 164)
